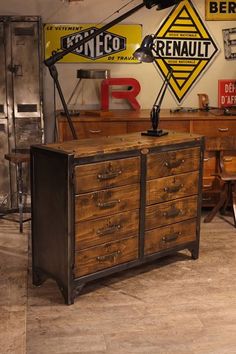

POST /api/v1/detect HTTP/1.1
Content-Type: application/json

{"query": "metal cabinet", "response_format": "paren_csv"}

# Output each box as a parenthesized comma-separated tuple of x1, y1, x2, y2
(0, 16, 43, 207)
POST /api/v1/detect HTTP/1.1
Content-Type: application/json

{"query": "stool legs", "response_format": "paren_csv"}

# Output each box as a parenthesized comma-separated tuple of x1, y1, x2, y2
(204, 183, 229, 223)
(17, 161, 24, 233)
(1, 153, 31, 233)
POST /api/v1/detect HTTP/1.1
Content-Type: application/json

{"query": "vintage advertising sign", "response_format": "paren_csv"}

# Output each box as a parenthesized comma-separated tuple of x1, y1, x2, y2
(154, 0, 220, 104)
(218, 79, 236, 107)
(205, 0, 236, 21)
(44, 24, 142, 63)
(223, 27, 236, 59)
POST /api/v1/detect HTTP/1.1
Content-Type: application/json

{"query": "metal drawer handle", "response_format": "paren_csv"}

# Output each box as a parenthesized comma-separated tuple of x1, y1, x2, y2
(223, 157, 233, 162)
(164, 184, 184, 193)
(97, 170, 122, 181)
(203, 184, 212, 188)
(163, 207, 183, 218)
(89, 129, 102, 134)
(164, 159, 185, 169)
(97, 199, 121, 209)
(96, 250, 121, 262)
(203, 197, 212, 201)
(204, 158, 210, 162)
(97, 224, 121, 236)
(162, 232, 182, 243)
(218, 128, 229, 132)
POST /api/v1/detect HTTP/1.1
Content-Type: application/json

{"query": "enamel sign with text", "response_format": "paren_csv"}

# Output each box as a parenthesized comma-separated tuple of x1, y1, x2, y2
(44, 24, 142, 63)
(154, 0, 220, 104)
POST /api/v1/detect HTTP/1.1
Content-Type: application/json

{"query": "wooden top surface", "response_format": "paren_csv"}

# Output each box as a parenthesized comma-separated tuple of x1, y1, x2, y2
(43, 131, 203, 158)
(57, 109, 236, 122)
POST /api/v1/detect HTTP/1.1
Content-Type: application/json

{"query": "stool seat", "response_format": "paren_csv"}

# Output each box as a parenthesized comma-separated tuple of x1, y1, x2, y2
(5, 153, 30, 164)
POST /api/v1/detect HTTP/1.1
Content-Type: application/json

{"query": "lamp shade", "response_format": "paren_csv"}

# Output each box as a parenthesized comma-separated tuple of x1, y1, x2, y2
(133, 35, 155, 63)
(144, 0, 181, 9)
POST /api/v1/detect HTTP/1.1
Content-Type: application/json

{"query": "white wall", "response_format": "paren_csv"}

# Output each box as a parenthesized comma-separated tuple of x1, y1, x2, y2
(0, 0, 235, 141)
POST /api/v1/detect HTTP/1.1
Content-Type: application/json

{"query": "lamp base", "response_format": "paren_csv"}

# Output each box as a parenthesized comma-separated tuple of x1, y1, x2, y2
(141, 129, 168, 137)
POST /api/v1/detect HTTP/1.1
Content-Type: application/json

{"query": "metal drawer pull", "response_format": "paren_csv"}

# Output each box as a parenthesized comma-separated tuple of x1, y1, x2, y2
(89, 129, 102, 134)
(164, 159, 185, 169)
(97, 169, 122, 180)
(97, 250, 121, 262)
(97, 224, 121, 236)
(163, 207, 183, 218)
(97, 199, 121, 209)
(164, 184, 184, 193)
(162, 232, 182, 243)
(218, 128, 229, 132)
(223, 157, 233, 162)
(204, 158, 210, 162)
(203, 197, 212, 201)
(203, 184, 212, 188)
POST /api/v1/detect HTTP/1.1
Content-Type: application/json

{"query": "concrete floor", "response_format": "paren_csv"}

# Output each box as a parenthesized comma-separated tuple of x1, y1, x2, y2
(1, 212, 236, 354)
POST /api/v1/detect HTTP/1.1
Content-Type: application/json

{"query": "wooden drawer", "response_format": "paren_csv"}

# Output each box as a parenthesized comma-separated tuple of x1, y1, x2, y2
(192, 120, 236, 136)
(203, 151, 216, 176)
(202, 191, 220, 207)
(202, 177, 215, 190)
(146, 195, 198, 230)
(57, 121, 127, 141)
(127, 120, 189, 133)
(147, 147, 200, 180)
(75, 209, 139, 250)
(145, 218, 197, 255)
(75, 183, 140, 222)
(147, 171, 199, 205)
(74, 157, 140, 193)
(74, 236, 138, 277)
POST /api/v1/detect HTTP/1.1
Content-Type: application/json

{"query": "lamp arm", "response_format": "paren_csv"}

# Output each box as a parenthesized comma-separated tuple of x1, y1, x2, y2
(45, 2, 146, 140)
(151, 67, 172, 130)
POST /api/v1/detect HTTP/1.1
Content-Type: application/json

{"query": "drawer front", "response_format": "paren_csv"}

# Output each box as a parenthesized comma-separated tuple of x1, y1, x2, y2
(192, 120, 236, 136)
(146, 195, 198, 230)
(77, 122, 127, 138)
(58, 121, 127, 141)
(147, 171, 199, 205)
(147, 147, 200, 180)
(75, 209, 139, 250)
(75, 183, 140, 222)
(145, 219, 197, 255)
(74, 157, 140, 193)
(203, 151, 216, 177)
(202, 191, 220, 207)
(127, 120, 189, 133)
(202, 177, 215, 190)
(74, 236, 138, 277)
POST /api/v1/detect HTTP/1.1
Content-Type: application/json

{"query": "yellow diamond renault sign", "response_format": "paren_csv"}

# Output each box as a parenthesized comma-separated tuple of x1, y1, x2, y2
(154, 0, 220, 104)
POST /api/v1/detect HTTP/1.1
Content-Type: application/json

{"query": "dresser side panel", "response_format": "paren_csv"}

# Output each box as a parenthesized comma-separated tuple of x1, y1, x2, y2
(31, 147, 73, 292)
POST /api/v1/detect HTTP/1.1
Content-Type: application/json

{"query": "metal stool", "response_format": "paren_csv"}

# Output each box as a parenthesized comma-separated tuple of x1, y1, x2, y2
(0, 152, 31, 233)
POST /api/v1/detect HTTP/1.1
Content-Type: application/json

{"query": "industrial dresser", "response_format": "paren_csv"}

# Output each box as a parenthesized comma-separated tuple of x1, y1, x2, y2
(31, 131, 204, 304)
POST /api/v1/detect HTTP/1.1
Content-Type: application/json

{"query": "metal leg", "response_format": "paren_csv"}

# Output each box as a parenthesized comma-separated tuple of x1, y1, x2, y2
(17, 161, 24, 233)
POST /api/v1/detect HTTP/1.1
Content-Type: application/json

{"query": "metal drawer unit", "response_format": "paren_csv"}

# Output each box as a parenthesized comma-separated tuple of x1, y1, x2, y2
(31, 132, 204, 304)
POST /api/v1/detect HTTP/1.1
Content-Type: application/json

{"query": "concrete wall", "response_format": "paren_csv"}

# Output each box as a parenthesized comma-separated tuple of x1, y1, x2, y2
(0, 0, 235, 141)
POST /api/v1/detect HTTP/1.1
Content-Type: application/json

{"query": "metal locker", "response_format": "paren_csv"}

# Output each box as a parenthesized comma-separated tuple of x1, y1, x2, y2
(0, 16, 43, 209)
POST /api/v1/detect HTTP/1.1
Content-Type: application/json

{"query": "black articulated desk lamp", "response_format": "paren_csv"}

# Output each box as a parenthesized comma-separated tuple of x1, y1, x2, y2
(133, 34, 173, 137)
(44, 0, 181, 139)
